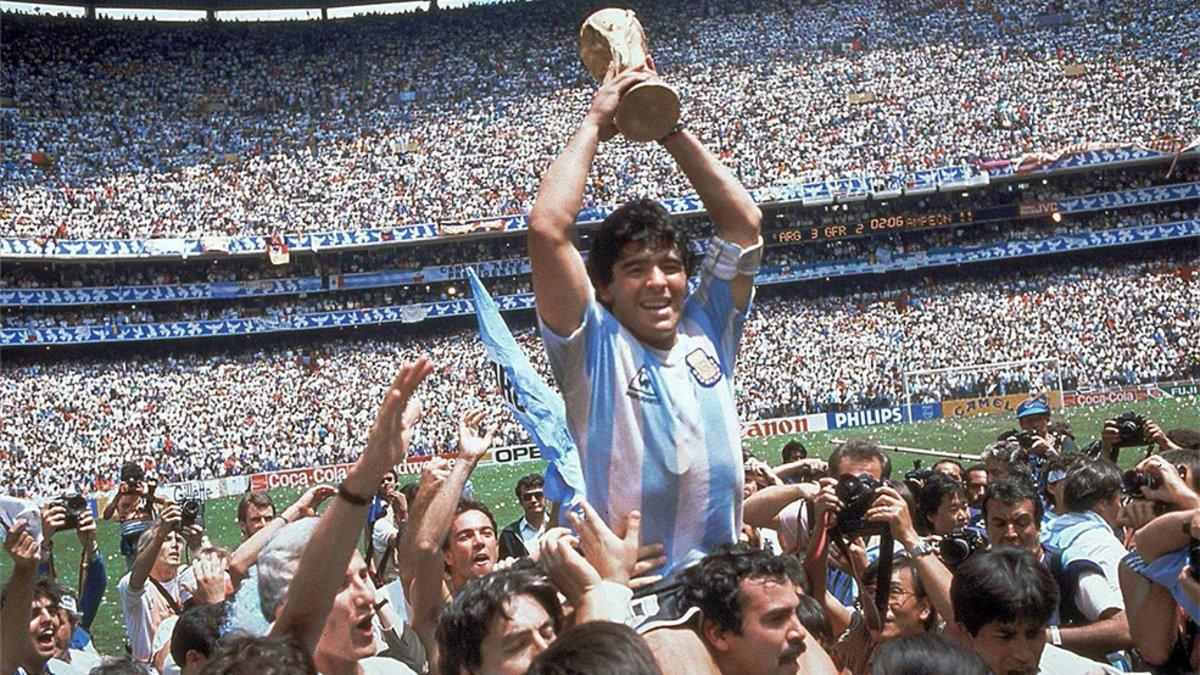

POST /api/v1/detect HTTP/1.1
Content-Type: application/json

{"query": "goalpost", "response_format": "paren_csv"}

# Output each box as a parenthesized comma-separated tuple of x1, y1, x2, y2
(901, 357, 1064, 413)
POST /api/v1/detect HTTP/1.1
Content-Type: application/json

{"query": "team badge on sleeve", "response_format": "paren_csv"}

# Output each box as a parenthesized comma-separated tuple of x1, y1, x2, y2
(686, 348, 722, 387)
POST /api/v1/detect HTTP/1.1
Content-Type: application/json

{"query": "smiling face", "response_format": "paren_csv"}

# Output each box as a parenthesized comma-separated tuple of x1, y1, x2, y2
(929, 492, 970, 536)
(314, 552, 377, 671)
(28, 594, 61, 662)
(476, 593, 557, 675)
(707, 577, 808, 675)
(444, 509, 499, 590)
(598, 241, 688, 351)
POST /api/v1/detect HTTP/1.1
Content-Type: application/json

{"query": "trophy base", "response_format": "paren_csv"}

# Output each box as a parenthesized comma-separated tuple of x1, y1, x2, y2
(615, 81, 681, 143)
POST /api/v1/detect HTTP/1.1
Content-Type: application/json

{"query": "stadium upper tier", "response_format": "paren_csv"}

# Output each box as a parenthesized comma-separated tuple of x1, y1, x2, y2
(1, 0, 1197, 242)
(3, 249, 1196, 497)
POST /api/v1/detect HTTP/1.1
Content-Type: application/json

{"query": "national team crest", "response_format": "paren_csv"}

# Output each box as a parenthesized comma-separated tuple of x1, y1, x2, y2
(686, 348, 722, 387)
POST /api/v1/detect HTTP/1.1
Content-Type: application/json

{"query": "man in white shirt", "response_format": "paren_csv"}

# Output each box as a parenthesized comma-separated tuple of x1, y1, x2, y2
(499, 474, 547, 560)
(117, 504, 191, 662)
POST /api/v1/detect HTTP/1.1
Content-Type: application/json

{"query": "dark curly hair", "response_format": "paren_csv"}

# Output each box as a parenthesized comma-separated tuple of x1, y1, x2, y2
(981, 475, 1043, 524)
(950, 547, 1058, 637)
(585, 197, 695, 291)
(679, 544, 806, 636)
(437, 563, 564, 675)
(200, 633, 318, 675)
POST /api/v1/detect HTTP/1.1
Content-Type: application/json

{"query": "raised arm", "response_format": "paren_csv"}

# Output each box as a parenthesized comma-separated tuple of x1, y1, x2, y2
(270, 358, 432, 653)
(1, 520, 39, 674)
(1134, 508, 1198, 562)
(660, 127, 763, 311)
(227, 485, 335, 586)
(527, 66, 656, 337)
(128, 505, 181, 592)
(404, 411, 496, 659)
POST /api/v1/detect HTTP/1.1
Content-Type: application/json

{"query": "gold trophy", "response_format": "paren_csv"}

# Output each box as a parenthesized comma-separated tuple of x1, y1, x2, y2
(579, 8, 680, 143)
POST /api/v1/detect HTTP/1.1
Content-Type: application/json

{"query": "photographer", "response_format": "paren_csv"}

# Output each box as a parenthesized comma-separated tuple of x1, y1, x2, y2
(103, 461, 168, 571)
(39, 498, 107, 644)
(807, 480, 954, 673)
(1040, 463, 1132, 663)
(1015, 398, 1078, 456)
(117, 503, 194, 662)
(1100, 413, 1185, 460)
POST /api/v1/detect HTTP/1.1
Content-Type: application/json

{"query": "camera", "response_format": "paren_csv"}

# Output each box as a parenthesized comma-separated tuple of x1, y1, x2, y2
(1111, 411, 1149, 449)
(1121, 464, 1187, 497)
(1014, 429, 1038, 450)
(832, 473, 884, 535)
(54, 494, 89, 531)
(179, 499, 205, 529)
(904, 460, 934, 484)
(939, 527, 986, 568)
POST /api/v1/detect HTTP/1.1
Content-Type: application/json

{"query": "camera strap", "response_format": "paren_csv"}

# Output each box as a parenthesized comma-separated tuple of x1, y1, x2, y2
(149, 576, 183, 616)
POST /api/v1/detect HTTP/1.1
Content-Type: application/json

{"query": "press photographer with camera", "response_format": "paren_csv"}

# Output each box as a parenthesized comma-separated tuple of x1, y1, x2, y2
(803, 474, 954, 673)
(1014, 398, 1078, 457)
(117, 502, 205, 662)
(37, 498, 108, 656)
(103, 461, 170, 571)
(1099, 412, 1185, 461)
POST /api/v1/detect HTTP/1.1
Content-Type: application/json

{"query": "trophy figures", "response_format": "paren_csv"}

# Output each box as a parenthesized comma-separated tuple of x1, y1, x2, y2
(579, 8, 681, 143)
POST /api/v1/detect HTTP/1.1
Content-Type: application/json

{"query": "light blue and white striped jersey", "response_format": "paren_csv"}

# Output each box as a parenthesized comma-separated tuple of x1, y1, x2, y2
(540, 271, 748, 577)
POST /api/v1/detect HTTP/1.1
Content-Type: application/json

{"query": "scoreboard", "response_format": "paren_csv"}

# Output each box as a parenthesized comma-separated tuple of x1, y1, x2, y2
(769, 204, 1019, 244)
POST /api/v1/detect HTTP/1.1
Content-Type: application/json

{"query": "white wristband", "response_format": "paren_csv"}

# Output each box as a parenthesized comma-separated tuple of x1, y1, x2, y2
(702, 235, 764, 281)
(1049, 625, 1062, 646)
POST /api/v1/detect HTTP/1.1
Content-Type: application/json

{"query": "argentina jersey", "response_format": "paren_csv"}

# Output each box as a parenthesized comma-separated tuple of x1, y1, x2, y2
(540, 270, 748, 577)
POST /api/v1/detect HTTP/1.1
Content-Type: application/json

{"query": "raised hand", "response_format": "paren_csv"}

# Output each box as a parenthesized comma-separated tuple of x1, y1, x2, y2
(76, 509, 97, 551)
(566, 501, 641, 587)
(184, 548, 229, 605)
(363, 358, 434, 472)
(40, 502, 68, 540)
(282, 484, 337, 522)
(865, 486, 921, 548)
(456, 409, 497, 463)
(630, 542, 667, 591)
(586, 63, 656, 142)
(540, 528, 598, 606)
(4, 519, 39, 571)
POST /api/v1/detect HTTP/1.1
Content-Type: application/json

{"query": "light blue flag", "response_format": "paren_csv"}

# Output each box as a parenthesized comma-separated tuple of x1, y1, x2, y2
(465, 268, 586, 518)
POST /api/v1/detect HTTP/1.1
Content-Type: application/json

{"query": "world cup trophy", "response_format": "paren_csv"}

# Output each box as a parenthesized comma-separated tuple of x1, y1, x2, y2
(579, 8, 680, 143)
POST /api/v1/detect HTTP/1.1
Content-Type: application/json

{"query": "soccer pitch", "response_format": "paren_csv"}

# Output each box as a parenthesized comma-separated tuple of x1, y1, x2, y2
(4, 397, 1196, 655)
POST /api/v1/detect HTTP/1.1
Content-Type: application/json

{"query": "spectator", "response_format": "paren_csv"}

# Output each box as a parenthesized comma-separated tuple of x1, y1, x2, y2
(498, 473, 547, 560)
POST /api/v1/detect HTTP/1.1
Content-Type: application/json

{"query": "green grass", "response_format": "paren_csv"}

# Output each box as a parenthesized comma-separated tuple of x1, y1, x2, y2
(3, 397, 1196, 656)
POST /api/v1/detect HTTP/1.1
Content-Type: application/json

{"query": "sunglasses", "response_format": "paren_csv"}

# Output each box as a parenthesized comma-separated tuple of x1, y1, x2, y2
(521, 491, 545, 502)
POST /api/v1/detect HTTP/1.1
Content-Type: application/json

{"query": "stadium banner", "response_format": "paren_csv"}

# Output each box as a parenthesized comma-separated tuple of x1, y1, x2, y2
(1062, 384, 1166, 408)
(941, 392, 1064, 418)
(741, 413, 829, 438)
(6, 218, 1200, 343)
(825, 404, 942, 430)
(1019, 201, 1059, 219)
(1164, 381, 1200, 399)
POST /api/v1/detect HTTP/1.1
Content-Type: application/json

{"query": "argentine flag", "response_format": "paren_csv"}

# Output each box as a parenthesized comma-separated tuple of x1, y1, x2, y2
(465, 268, 586, 519)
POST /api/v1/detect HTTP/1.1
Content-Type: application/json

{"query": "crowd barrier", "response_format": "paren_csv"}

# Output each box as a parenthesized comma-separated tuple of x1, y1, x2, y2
(2, 146, 1193, 260)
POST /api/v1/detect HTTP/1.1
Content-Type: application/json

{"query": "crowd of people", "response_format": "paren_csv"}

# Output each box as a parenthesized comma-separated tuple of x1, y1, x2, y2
(2, 0, 1197, 240)
(1, 249, 1195, 498)
(6, 373, 1200, 674)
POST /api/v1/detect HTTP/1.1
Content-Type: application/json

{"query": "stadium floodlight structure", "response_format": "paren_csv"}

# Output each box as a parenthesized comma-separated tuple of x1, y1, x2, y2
(901, 357, 1064, 414)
